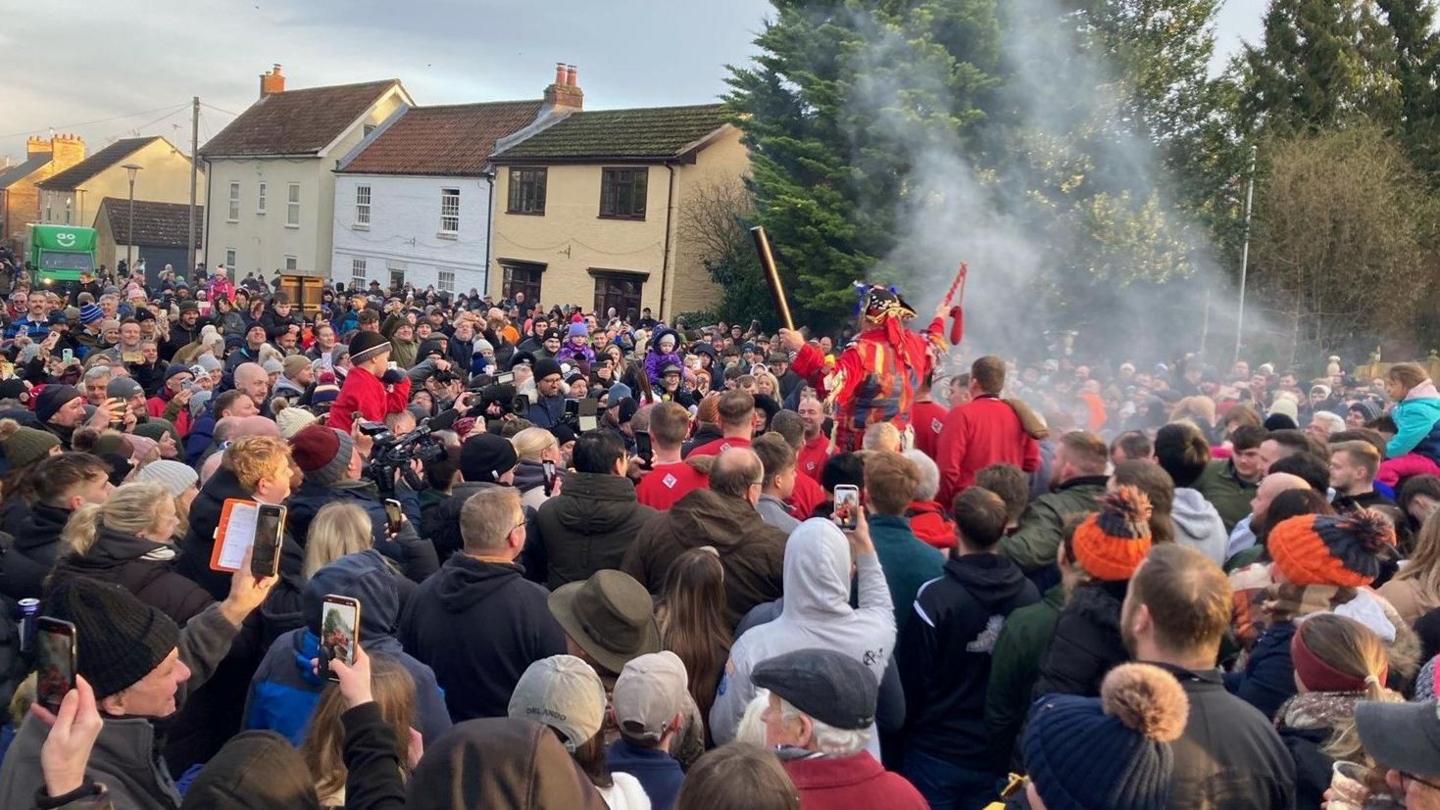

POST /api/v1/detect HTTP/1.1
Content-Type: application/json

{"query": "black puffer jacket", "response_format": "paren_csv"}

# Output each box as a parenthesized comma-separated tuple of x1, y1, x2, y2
(532, 472, 656, 589)
(48, 529, 213, 625)
(1031, 579, 1129, 699)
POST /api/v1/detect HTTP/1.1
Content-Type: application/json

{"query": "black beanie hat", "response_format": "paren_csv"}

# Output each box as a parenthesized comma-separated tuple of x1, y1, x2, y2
(46, 578, 179, 699)
(349, 332, 392, 365)
(534, 358, 563, 382)
(35, 384, 82, 424)
(459, 433, 519, 482)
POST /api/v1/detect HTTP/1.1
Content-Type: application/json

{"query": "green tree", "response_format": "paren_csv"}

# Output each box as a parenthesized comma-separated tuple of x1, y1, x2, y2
(1238, 0, 1402, 136)
(725, 0, 1002, 330)
(1378, 0, 1440, 179)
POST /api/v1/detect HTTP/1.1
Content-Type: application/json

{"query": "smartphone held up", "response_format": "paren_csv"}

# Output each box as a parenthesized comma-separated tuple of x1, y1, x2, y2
(833, 484, 861, 531)
(318, 595, 361, 682)
(35, 617, 77, 714)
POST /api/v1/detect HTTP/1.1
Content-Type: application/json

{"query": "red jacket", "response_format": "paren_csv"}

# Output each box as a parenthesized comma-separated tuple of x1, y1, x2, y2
(787, 470, 826, 519)
(936, 395, 1040, 507)
(783, 751, 928, 810)
(326, 367, 411, 434)
(911, 399, 948, 461)
(797, 433, 833, 482)
(905, 500, 957, 549)
(636, 461, 709, 511)
(688, 435, 751, 458)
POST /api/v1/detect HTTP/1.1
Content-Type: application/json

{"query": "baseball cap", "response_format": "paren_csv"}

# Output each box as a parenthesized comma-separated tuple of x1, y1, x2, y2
(613, 651, 689, 743)
(506, 655, 607, 752)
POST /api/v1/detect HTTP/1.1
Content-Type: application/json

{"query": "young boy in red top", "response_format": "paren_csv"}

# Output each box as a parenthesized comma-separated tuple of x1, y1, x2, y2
(327, 331, 411, 434)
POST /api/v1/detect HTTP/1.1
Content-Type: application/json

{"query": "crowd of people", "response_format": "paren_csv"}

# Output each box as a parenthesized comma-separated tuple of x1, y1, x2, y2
(0, 254, 1439, 809)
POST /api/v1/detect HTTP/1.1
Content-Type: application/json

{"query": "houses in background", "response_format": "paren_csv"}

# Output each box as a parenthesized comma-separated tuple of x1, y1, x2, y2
(195, 63, 747, 319)
(93, 198, 204, 272)
(199, 65, 411, 279)
(0, 134, 86, 248)
(36, 136, 201, 238)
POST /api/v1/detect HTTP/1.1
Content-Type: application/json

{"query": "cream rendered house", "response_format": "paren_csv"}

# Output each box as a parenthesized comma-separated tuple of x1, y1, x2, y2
(200, 65, 411, 277)
(489, 101, 746, 319)
(37, 136, 201, 236)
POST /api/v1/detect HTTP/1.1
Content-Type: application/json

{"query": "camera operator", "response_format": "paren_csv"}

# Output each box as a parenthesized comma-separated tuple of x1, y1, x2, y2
(285, 423, 437, 585)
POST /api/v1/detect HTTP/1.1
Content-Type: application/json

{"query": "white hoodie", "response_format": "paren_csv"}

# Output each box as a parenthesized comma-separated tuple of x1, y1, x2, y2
(708, 518, 895, 756)
(1171, 488, 1229, 566)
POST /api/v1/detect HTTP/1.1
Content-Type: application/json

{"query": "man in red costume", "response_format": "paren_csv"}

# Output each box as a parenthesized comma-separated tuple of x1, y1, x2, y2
(778, 285, 949, 454)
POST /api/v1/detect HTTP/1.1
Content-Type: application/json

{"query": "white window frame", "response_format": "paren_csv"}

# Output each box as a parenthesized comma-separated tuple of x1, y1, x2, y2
(284, 256, 298, 273)
(225, 248, 237, 268)
(437, 270, 456, 292)
(227, 182, 240, 222)
(351, 257, 367, 289)
(354, 185, 371, 229)
(286, 182, 301, 228)
(439, 187, 460, 236)
(257, 182, 267, 215)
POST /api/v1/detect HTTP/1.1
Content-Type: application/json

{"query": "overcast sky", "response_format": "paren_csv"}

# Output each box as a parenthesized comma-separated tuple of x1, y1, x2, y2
(1, 0, 1263, 162)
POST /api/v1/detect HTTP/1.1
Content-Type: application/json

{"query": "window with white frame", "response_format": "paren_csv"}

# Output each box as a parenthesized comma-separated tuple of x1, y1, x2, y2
(227, 182, 240, 221)
(439, 188, 460, 234)
(437, 270, 455, 292)
(387, 262, 406, 289)
(225, 248, 237, 268)
(355, 185, 371, 227)
(351, 257, 367, 289)
(284, 256, 297, 273)
(257, 182, 267, 214)
(286, 183, 300, 227)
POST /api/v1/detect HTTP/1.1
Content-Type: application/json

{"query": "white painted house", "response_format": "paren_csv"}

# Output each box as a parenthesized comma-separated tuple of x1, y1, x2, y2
(199, 65, 411, 278)
(330, 99, 545, 294)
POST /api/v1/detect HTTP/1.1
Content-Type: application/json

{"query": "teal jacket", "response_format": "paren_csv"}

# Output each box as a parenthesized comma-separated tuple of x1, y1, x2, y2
(869, 513, 945, 634)
(1388, 382, 1440, 459)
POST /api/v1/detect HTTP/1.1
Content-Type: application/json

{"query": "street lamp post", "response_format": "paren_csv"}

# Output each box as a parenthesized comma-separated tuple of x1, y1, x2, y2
(122, 164, 143, 275)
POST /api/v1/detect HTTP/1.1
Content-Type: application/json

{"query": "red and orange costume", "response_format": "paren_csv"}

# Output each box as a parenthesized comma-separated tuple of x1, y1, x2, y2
(790, 286, 947, 453)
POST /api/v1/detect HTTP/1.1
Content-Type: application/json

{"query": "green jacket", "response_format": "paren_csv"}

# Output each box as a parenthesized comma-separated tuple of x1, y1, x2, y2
(1193, 458, 1257, 532)
(869, 513, 945, 634)
(984, 583, 1065, 770)
(1000, 476, 1108, 572)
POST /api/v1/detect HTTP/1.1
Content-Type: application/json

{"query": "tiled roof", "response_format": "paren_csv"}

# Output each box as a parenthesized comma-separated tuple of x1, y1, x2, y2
(339, 100, 544, 176)
(200, 80, 399, 157)
(493, 104, 729, 162)
(98, 198, 204, 248)
(0, 154, 52, 190)
(37, 137, 160, 190)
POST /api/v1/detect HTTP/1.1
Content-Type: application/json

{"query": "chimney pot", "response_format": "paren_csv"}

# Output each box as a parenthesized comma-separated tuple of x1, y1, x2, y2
(260, 64, 286, 99)
(565, 65, 578, 87)
(554, 62, 567, 86)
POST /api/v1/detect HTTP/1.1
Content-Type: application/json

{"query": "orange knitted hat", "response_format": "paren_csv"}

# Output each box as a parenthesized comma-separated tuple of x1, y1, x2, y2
(1073, 486, 1154, 581)
(1267, 512, 1393, 587)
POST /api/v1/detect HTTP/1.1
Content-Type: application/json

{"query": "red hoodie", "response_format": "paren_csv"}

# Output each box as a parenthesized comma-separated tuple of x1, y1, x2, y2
(327, 366, 411, 434)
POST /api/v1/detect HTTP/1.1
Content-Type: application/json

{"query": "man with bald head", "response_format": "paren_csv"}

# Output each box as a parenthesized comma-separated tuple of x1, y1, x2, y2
(233, 362, 272, 414)
(1226, 472, 1310, 563)
(623, 446, 788, 625)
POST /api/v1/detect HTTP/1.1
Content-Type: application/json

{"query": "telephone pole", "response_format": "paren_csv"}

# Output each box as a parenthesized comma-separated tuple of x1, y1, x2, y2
(187, 96, 199, 277)
(1234, 144, 1258, 364)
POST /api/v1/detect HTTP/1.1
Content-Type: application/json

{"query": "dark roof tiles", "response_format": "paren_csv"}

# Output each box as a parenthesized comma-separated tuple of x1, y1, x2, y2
(37, 137, 161, 190)
(494, 103, 728, 162)
(200, 80, 399, 157)
(98, 198, 204, 247)
(340, 100, 544, 176)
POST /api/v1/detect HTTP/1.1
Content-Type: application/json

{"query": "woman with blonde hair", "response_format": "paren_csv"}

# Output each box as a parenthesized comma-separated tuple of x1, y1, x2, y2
(303, 502, 374, 579)
(301, 651, 419, 808)
(49, 481, 214, 624)
(753, 370, 781, 401)
(1381, 509, 1440, 624)
(1275, 613, 1403, 808)
(511, 427, 563, 510)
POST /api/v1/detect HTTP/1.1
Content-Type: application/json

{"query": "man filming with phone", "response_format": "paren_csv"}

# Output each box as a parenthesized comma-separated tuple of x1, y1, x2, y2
(0, 556, 275, 808)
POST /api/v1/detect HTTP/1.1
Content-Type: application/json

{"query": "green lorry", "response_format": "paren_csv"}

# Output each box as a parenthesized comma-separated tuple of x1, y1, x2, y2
(28, 224, 97, 287)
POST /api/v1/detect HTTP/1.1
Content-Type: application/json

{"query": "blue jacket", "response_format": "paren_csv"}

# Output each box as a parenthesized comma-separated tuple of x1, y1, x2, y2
(1225, 620, 1297, 721)
(244, 550, 452, 745)
(1388, 382, 1440, 460)
(607, 739, 683, 810)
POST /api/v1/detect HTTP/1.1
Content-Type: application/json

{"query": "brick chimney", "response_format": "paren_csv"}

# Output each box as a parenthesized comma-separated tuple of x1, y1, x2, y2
(260, 64, 286, 98)
(543, 62, 583, 112)
(26, 136, 52, 158)
(48, 135, 86, 171)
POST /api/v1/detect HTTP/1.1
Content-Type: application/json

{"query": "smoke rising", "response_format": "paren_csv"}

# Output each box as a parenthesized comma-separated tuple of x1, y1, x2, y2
(841, 0, 1250, 368)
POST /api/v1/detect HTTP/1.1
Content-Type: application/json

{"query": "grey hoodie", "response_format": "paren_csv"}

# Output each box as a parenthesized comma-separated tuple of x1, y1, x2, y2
(1172, 487, 1229, 566)
(709, 517, 895, 756)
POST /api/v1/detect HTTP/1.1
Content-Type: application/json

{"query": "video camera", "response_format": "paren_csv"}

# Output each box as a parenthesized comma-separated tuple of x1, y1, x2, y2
(357, 421, 446, 495)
